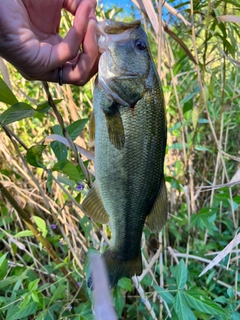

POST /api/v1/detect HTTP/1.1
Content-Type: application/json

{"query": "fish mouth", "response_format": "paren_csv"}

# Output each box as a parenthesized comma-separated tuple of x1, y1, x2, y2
(96, 19, 141, 53)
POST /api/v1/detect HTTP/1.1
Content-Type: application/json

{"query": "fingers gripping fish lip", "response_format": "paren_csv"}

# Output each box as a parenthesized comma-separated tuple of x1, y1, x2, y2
(96, 19, 141, 53)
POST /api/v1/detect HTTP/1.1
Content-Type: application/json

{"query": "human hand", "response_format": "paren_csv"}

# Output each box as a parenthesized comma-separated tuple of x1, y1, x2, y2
(0, 0, 99, 86)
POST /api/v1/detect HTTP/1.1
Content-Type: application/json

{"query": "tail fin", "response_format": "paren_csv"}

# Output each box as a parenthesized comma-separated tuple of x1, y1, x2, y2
(87, 248, 142, 289)
(102, 249, 142, 288)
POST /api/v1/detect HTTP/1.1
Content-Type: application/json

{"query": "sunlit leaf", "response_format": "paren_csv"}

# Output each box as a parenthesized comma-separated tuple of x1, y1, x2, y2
(0, 103, 35, 126)
(53, 159, 81, 182)
(0, 78, 18, 105)
(36, 99, 62, 113)
(113, 287, 125, 317)
(66, 118, 89, 141)
(50, 285, 66, 302)
(50, 141, 68, 161)
(7, 302, 38, 320)
(28, 278, 40, 291)
(173, 259, 187, 290)
(184, 290, 227, 316)
(31, 291, 39, 303)
(174, 292, 196, 320)
(195, 145, 211, 151)
(0, 274, 28, 289)
(118, 277, 132, 291)
(33, 216, 47, 236)
(15, 230, 34, 238)
(154, 285, 175, 304)
(0, 253, 8, 280)
(169, 143, 186, 150)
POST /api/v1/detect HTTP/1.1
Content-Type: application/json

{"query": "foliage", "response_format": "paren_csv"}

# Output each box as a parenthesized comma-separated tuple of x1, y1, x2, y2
(0, 1, 239, 319)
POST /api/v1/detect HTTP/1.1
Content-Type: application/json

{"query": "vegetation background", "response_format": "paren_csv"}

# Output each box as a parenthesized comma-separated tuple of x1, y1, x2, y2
(0, 0, 239, 319)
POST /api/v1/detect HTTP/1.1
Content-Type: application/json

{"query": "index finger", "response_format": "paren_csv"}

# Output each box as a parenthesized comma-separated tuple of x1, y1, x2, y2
(47, 0, 97, 71)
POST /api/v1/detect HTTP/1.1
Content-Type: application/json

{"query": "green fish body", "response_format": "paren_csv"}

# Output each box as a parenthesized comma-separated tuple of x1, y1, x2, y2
(82, 20, 168, 287)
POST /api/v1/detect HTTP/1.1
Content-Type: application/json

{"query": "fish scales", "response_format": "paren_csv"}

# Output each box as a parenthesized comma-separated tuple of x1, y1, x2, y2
(82, 20, 168, 287)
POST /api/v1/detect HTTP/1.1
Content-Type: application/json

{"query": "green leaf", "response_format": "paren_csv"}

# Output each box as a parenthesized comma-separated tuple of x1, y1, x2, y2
(154, 285, 175, 304)
(229, 305, 240, 320)
(54, 261, 68, 270)
(66, 118, 89, 141)
(0, 274, 28, 289)
(169, 122, 182, 133)
(174, 292, 196, 320)
(31, 291, 39, 303)
(118, 277, 132, 291)
(78, 301, 93, 317)
(36, 305, 63, 320)
(57, 175, 76, 188)
(227, 287, 234, 299)
(0, 252, 8, 280)
(173, 259, 187, 290)
(52, 124, 63, 135)
(15, 230, 34, 237)
(80, 216, 92, 239)
(184, 290, 227, 316)
(169, 143, 187, 150)
(0, 102, 35, 126)
(0, 78, 18, 105)
(28, 278, 40, 291)
(19, 293, 32, 309)
(190, 208, 217, 235)
(33, 216, 47, 236)
(7, 302, 38, 320)
(36, 99, 62, 113)
(180, 92, 197, 107)
(26, 145, 46, 168)
(195, 145, 211, 152)
(113, 287, 125, 317)
(53, 159, 81, 182)
(198, 118, 208, 124)
(50, 285, 66, 303)
(50, 141, 68, 161)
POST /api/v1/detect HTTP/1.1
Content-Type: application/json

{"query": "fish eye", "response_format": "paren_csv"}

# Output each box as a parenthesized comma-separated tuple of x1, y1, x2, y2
(135, 39, 146, 51)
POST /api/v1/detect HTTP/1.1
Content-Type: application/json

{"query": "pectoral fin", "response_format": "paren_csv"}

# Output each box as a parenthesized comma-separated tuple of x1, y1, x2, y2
(146, 178, 168, 232)
(82, 186, 109, 224)
(104, 104, 125, 150)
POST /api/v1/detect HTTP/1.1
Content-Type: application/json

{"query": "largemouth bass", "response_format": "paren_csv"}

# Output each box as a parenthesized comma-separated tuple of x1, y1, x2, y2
(82, 19, 168, 288)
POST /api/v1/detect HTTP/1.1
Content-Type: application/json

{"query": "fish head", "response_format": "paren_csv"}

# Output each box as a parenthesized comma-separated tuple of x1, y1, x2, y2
(96, 20, 155, 107)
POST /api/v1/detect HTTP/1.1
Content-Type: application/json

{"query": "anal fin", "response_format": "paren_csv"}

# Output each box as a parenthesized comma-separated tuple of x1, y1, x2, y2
(146, 177, 168, 232)
(81, 186, 109, 224)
